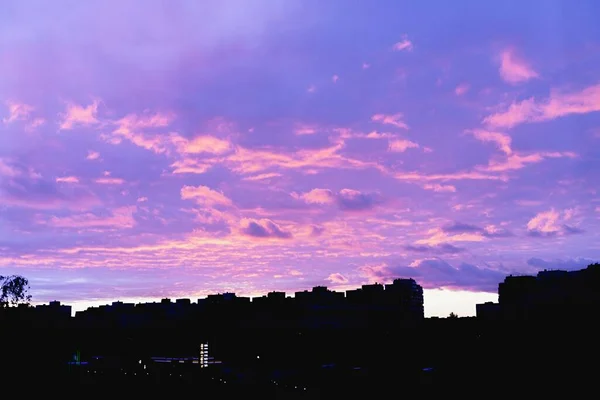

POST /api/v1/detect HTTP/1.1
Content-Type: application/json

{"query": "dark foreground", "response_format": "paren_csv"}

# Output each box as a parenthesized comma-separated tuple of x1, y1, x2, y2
(4, 319, 599, 395)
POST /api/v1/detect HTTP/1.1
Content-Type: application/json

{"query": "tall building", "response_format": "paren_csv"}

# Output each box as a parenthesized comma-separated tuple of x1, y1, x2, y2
(385, 278, 424, 320)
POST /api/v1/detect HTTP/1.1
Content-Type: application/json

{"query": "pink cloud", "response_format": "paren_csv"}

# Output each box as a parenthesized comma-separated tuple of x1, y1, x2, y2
(46, 206, 137, 229)
(480, 151, 576, 172)
(526, 208, 583, 237)
(3, 101, 33, 124)
(454, 83, 470, 96)
(95, 177, 125, 185)
(173, 135, 231, 154)
(388, 139, 419, 152)
(393, 35, 413, 52)
(0, 158, 21, 177)
(59, 100, 100, 130)
(293, 188, 381, 211)
(55, 176, 80, 184)
(170, 159, 213, 175)
(332, 74, 339, 83)
(498, 48, 539, 84)
(467, 129, 512, 155)
(371, 113, 409, 129)
(294, 124, 318, 135)
(180, 185, 233, 207)
(416, 227, 486, 246)
(293, 188, 335, 204)
(307, 85, 316, 93)
(86, 151, 100, 160)
(393, 170, 505, 183)
(362, 62, 370, 69)
(423, 184, 457, 193)
(242, 173, 282, 181)
(483, 84, 600, 129)
(225, 142, 382, 175)
(110, 112, 175, 153)
(137, 197, 148, 202)
(326, 273, 349, 284)
(239, 218, 292, 239)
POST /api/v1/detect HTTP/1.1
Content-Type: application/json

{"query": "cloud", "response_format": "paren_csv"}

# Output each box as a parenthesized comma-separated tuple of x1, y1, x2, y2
(393, 35, 413, 52)
(180, 185, 233, 207)
(483, 83, 600, 129)
(0, 176, 98, 210)
(467, 129, 512, 155)
(294, 188, 335, 204)
(225, 142, 382, 175)
(388, 139, 419, 152)
(95, 177, 125, 185)
(326, 273, 348, 284)
(242, 173, 282, 181)
(526, 209, 584, 237)
(0, 158, 21, 178)
(479, 151, 577, 172)
(454, 83, 470, 96)
(240, 218, 292, 239)
(498, 48, 539, 84)
(59, 100, 100, 130)
(86, 151, 100, 160)
(332, 75, 339, 83)
(109, 112, 174, 153)
(293, 188, 381, 211)
(170, 159, 213, 175)
(293, 124, 319, 135)
(173, 135, 231, 154)
(371, 113, 408, 129)
(359, 259, 506, 292)
(310, 225, 325, 237)
(336, 188, 381, 211)
(441, 221, 513, 238)
(422, 184, 456, 192)
(404, 243, 466, 254)
(56, 176, 80, 184)
(3, 101, 33, 124)
(527, 257, 597, 271)
(46, 206, 137, 229)
(137, 197, 148, 203)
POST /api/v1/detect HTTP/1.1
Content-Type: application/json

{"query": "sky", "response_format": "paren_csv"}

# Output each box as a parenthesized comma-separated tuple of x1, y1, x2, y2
(1, 0, 599, 317)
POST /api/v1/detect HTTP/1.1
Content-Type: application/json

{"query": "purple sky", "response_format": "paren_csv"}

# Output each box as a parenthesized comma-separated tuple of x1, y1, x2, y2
(1, 0, 599, 316)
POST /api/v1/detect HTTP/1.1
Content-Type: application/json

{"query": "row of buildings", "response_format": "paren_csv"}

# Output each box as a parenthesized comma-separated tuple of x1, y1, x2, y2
(2, 278, 425, 331)
(477, 263, 600, 322)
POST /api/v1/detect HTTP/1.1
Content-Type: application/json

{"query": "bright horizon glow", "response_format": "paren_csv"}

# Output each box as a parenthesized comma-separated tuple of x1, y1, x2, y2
(1, 0, 599, 318)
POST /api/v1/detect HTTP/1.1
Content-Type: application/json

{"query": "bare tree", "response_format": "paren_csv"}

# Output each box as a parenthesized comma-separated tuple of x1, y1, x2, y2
(0, 275, 32, 308)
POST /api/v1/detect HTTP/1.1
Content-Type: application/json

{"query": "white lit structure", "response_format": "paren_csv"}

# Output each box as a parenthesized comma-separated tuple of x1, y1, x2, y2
(200, 342, 209, 368)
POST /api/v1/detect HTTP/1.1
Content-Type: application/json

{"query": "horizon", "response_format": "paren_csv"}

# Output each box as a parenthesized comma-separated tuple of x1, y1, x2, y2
(1, 0, 599, 318)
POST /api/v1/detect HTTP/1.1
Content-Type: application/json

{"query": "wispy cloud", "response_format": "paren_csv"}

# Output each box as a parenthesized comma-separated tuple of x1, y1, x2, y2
(371, 113, 409, 129)
(483, 84, 600, 129)
(86, 151, 100, 160)
(392, 35, 413, 52)
(526, 208, 584, 237)
(59, 100, 100, 130)
(388, 139, 419, 152)
(3, 101, 33, 124)
(56, 176, 80, 184)
(454, 83, 470, 96)
(498, 48, 539, 85)
(95, 177, 125, 185)
(181, 185, 233, 207)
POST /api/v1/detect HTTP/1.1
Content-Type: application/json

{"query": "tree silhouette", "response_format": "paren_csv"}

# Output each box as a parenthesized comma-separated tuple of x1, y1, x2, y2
(0, 275, 32, 308)
(448, 312, 458, 319)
